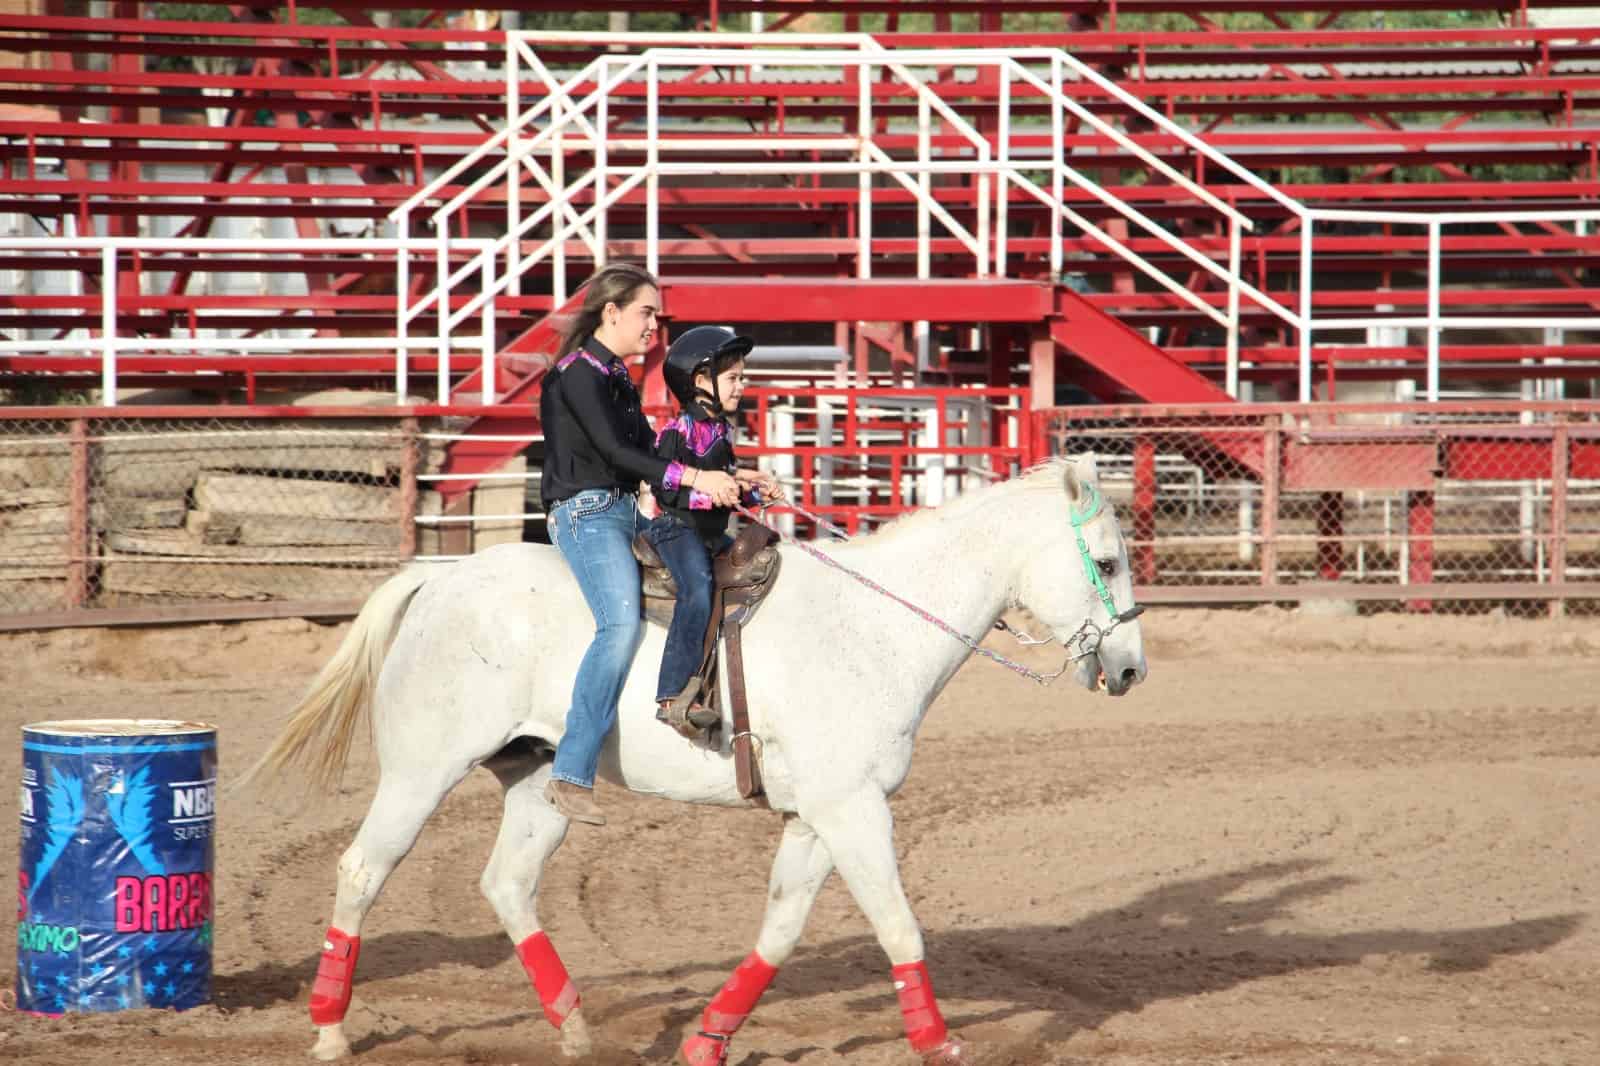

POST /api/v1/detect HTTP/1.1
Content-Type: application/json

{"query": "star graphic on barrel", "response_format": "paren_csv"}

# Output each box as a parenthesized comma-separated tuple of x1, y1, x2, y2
(152, 960, 168, 978)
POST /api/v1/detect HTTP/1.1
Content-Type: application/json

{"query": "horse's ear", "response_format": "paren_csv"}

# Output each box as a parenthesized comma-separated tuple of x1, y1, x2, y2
(1063, 453, 1099, 504)
(1063, 456, 1085, 505)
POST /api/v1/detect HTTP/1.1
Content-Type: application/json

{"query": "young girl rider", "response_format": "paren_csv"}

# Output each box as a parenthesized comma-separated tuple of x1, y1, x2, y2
(645, 325, 782, 738)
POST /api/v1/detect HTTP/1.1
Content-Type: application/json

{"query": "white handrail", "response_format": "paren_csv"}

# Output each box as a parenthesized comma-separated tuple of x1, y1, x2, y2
(387, 55, 605, 222)
(445, 43, 1289, 403)
(1008, 58, 1252, 231)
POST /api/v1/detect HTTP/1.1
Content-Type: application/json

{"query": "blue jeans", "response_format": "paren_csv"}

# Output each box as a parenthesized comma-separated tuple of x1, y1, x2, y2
(643, 516, 732, 703)
(548, 488, 646, 788)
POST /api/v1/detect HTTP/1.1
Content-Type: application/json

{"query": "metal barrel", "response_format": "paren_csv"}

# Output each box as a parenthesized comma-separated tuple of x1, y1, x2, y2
(17, 719, 217, 1014)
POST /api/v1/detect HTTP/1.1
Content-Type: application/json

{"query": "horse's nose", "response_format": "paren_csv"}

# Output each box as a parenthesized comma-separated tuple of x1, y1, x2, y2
(1119, 666, 1140, 687)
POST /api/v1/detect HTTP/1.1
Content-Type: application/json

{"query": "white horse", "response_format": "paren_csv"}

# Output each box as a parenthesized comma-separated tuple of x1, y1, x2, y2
(249, 456, 1147, 1064)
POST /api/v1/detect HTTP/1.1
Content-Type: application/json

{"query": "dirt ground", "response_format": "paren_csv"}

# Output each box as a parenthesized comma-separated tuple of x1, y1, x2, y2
(1, 605, 1596, 1066)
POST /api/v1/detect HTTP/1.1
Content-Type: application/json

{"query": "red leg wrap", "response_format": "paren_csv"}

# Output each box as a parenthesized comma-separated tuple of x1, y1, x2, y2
(678, 951, 778, 1065)
(308, 927, 361, 1027)
(516, 931, 581, 1028)
(891, 960, 949, 1054)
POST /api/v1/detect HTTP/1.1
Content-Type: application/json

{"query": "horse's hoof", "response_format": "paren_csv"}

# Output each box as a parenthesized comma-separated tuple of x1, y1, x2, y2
(921, 1036, 967, 1064)
(309, 1026, 352, 1061)
(559, 1006, 593, 1058)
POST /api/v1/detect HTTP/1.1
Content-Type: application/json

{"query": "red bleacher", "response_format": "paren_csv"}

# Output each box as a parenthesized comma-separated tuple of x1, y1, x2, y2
(3, 3, 1599, 420)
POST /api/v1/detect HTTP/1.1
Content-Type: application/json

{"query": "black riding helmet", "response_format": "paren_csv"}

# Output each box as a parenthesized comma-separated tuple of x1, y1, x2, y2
(663, 325, 754, 410)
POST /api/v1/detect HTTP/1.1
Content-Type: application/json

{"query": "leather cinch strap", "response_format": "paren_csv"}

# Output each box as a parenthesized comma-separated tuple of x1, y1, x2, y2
(724, 619, 767, 806)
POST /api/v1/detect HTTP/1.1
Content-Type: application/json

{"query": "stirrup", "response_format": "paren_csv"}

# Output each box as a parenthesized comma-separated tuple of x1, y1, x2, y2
(656, 699, 716, 740)
(658, 678, 719, 736)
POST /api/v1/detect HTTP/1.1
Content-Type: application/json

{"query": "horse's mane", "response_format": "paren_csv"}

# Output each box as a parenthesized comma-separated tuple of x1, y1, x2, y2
(852, 457, 1070, 546)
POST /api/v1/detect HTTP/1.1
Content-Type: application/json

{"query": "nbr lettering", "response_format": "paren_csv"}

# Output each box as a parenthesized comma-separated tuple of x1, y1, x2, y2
(114, 873, 213, 933)
(173, 783, 215, 819)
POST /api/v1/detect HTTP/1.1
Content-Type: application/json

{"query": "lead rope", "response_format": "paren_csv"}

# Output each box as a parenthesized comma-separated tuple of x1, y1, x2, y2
(734, 501, 1124, 686)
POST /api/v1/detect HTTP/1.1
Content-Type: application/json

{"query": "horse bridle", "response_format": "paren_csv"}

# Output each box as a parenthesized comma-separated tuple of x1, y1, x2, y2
(994, 482, 1146, 679)
(739, 475, 1144, 687)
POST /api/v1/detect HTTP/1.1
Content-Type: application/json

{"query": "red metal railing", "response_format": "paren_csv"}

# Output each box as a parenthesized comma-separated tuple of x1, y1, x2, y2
(663, 386, 1032, 534)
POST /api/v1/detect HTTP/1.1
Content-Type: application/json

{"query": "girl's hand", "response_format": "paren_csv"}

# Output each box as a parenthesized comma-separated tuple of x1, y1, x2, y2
(756, 472, 785, 503)
(694, 469, 742, 507)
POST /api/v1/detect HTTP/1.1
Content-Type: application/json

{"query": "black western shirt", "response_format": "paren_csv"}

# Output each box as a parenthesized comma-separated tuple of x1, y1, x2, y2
(538, 335, 683, 507)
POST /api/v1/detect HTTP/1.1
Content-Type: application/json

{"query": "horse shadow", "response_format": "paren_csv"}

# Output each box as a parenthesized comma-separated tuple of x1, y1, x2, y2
(216, 859, 1582, 1062)
(598, 859, 1582, 1063)
(212, 929, 510, 1012)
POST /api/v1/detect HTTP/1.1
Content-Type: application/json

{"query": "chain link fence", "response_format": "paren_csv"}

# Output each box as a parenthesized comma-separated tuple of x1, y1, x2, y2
(0, 414, 436, 623)
(1037, 402, 1600, 614)
(7, 401, 1599, 626)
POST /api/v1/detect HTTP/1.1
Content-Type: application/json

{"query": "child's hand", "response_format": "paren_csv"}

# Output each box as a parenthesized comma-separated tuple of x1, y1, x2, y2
(756, 473, 785, 503)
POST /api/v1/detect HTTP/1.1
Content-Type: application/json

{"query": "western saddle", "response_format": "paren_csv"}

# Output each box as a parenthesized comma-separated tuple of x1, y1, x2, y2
(631, 522, 782, 803)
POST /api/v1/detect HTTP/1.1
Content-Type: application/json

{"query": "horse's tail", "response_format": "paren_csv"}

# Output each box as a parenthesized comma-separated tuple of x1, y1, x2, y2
(237, 566, 430, 793)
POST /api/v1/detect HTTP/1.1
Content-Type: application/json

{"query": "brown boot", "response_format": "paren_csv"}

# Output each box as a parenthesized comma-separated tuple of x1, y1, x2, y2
(545, 779, 606, 826)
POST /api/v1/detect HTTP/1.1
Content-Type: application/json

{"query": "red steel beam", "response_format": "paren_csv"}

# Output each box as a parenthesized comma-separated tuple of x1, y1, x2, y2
(10, 14, 1596, 50)
(660, 277, 1055, 321)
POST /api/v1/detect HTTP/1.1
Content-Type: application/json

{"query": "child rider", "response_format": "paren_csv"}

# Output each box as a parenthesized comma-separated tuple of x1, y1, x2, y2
(645, 325, 783, 737)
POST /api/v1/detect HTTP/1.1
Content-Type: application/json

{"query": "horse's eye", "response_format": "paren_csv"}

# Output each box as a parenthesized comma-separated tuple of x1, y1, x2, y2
(1096, 558, 1118, 578)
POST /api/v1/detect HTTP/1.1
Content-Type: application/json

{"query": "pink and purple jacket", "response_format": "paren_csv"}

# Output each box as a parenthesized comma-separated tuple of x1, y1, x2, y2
(652, 401, 761, 542)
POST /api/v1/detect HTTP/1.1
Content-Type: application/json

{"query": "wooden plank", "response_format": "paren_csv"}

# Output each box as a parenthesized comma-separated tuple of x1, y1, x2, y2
(0, 487, 68, 511)
(99, 555, 394, 600)
(0, 450, 72, 491)
(0, 502, 68, 534)
(194, 472, 398, 521)
(0, 566, 66, 583)
(93, 496, 187, 530)
(98, 425, 411, 491)
(96, 437, 203, 496)
(193, 428, 403, 478)
(0, 598, 365, 632)
(104, 528, 400, 563)
(0, 528, 67, 550)
(189, 510, 400, 548)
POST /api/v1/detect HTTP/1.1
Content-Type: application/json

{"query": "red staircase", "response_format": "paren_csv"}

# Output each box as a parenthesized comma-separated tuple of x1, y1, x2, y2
(1051, 287, 1235, 407)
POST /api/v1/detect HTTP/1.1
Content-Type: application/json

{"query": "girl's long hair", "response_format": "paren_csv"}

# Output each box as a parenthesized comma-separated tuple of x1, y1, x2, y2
(555, 262, 659, 360)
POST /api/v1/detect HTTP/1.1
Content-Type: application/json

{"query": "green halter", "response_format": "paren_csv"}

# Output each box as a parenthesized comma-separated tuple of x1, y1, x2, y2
(1069, 484, 1120, 623)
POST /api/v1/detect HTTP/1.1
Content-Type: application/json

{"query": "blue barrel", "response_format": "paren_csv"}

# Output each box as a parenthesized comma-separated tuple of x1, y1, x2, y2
(17, 719, 217, 1015)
